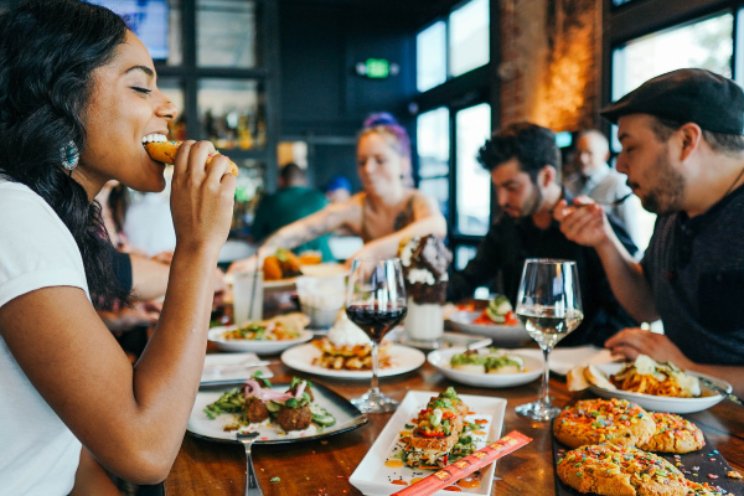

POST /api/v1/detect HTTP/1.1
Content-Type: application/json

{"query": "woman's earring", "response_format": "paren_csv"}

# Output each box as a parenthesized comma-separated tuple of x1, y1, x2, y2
(60, 141, 79, 171)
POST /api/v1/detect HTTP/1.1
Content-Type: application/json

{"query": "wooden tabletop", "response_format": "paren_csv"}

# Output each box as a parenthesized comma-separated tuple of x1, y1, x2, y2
(165, 357, 744, 495)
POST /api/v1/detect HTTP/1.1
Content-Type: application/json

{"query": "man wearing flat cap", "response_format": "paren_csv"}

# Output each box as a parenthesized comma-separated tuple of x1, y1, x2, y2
(555, 68, 744, 397)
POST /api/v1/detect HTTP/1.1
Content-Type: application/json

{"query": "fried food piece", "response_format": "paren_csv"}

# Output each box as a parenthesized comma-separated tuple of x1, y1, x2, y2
(144, 140, 239, 176)
(244, 397, 270, 423)
(263, 255, 282, 280)
(275, 404, 312, 432)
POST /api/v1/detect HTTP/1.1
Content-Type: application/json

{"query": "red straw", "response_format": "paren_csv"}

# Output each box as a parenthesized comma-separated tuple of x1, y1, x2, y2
(391, 430, 532, 496)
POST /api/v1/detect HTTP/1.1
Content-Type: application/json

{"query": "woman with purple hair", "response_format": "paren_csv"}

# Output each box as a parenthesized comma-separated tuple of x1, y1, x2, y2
(230, 113, 446, 269)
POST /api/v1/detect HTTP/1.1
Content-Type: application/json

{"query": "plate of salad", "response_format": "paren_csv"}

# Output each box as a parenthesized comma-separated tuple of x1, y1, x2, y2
(447, 296, 531, 347)
(188, 374, 367, 444)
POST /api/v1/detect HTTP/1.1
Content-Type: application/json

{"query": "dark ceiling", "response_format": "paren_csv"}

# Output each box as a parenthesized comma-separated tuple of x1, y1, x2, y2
(285, 0, 459, 23)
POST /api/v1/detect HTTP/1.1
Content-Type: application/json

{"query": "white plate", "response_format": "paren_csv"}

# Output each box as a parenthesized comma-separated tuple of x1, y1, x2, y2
(281, 343, 425, 380)
(349, 390, 506, 495)
(208, 327, 313, 355)
(512, 345, 616, 375)
(395, 330, 492, 351)
(200, 352, 273, 384)
(427, 348, 543, 388)
(587, 362, 732, 414)
(447, 310, 531, 347)
(263, 263, 348, 289)
(188, 381, 367, 444)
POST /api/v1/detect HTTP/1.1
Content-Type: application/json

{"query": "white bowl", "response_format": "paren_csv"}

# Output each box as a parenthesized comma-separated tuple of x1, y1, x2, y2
(427, 347, 543, 388)
(447, 310, 531, 347)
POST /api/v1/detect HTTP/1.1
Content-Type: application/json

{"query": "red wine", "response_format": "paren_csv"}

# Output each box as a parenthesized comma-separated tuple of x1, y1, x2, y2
(346, 304, 408, 342)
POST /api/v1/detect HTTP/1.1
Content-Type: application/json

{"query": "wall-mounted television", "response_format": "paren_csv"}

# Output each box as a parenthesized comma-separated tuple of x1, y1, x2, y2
(89, 0, 170, 61)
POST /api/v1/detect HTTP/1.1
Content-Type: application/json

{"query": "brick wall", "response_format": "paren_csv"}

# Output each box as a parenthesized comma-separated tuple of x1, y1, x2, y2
(498, 0, 601, 132)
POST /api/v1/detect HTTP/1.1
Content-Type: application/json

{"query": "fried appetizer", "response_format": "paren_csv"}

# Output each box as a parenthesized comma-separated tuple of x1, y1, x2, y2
(400, 388, 470, 468)
(142, 135, 239, 176)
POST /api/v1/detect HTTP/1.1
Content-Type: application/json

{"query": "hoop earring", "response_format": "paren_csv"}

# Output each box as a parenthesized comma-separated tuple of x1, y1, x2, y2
(60, 141, 79, 171)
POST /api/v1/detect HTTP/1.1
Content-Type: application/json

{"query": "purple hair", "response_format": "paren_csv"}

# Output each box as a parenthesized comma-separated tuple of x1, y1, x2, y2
(359, 112, 411, 159)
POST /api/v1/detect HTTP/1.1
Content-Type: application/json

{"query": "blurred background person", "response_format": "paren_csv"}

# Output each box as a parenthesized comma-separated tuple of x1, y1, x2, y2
(564, 129, 651, 251)
(230, 112, 446, 272)
(124, 169, 177, 257)
(252, 162, 333, 261)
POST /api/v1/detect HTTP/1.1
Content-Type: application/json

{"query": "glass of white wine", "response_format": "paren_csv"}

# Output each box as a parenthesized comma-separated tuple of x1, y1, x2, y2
(515, 258, 583, 421)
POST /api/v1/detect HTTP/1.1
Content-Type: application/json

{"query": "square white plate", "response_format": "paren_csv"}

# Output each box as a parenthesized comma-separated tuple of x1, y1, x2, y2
(349, 391, 506, 495)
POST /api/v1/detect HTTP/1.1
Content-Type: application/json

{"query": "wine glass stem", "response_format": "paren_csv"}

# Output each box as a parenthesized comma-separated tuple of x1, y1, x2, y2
(540, 348, 551, 407)
(369, 341, 380, 395)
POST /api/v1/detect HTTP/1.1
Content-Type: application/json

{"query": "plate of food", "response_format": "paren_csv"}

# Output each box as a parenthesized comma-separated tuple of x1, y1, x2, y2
(570, 355, 733, 414)
(349, 388, 506, 495)
(446, 296, 531, 347)
(208, 313, 313, 354)
(281, 342, 425, 380)
(427, 347, 543, 388)
(188, 375, 367, 444)
(280, 312, 425, 379)
(200, 352, 273, 385)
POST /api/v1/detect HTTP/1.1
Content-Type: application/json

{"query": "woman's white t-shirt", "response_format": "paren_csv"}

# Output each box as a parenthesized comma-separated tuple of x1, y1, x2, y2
(0, 179, 89, 495)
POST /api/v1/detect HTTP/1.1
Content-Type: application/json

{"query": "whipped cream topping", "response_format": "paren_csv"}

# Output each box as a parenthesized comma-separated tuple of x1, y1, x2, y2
(327, 313, 371, 346)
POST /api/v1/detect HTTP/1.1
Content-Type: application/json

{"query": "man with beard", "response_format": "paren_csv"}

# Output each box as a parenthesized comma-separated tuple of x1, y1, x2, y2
(448, 122, 638, 347)
(555, 69, 744, 396)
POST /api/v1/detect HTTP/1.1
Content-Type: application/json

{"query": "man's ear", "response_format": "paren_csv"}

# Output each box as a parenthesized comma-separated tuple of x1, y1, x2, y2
(539, 165, 556, 187)
(677, 122, 702, 162)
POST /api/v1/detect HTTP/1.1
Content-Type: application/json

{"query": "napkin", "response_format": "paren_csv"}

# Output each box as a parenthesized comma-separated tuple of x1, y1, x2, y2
(513, 345, 615, 375)
(201, 352, 273, 384)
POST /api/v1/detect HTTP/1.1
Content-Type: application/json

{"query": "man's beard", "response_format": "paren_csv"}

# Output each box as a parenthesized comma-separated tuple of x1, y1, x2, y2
(523, 184, 543, 217)
(640, 152, 684, 215)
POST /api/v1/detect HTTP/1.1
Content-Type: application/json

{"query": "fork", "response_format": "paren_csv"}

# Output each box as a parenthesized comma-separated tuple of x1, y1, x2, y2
(236, 431, 262, 496)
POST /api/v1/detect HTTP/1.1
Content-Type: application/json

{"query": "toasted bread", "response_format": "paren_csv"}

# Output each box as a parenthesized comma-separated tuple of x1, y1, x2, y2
(566, 365, 590, 391)
(144, 140, 239, 176)
(584, 364, 617, 390)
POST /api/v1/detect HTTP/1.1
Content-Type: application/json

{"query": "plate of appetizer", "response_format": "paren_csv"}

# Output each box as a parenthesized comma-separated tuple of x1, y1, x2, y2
(569, 355, 733, 414)
(446, 296, 530, 347)
(349, 388, 506, 495)
(428, 347, 543, 388)
(281, 341, 425, 380)
(188, 374, 367, 444)
(208, 313, 313, 354)
(281, 312, 425, 379)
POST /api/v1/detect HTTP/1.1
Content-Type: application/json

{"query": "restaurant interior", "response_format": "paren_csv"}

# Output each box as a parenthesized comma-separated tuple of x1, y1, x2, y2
(1, 0, 743, 495)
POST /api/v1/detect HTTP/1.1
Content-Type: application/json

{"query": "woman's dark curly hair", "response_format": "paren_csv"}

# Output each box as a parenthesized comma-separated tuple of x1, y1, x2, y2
(0, 0, 129, 309)
(478, 122, 561, 182)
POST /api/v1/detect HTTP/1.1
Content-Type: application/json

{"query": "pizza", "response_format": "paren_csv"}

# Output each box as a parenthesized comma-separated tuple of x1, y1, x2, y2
(638, 412, 705, 454)
(553, 398, 655, 449)
(557, 443, 690, 496)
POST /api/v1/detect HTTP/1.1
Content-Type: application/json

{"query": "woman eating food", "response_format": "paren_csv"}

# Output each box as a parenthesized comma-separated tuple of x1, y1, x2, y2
(229, 112, 446, 272)
(0, 0, 235, 493)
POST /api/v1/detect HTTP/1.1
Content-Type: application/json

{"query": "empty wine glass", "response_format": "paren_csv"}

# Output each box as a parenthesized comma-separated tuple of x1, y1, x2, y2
(345, 258, 407, 413)
(515, 258, 583, 421)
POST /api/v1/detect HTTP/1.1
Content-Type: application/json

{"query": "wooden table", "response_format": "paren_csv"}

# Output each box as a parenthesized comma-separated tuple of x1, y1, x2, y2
(165, 359, 744, 495)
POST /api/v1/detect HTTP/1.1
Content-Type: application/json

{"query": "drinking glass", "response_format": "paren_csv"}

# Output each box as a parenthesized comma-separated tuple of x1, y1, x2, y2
(345, 258, 407, 413)
(515, 258, 583, 420)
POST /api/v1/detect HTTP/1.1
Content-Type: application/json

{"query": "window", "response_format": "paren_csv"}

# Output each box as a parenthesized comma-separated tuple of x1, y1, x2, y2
(449, 0, 490, 77)
(416, 21, 446, 92)
(416, 107, 450, 220)
(612, 12, 733, 100)
(455, 103, 491, 236)
(197, 0, 257, 68)
(415, 0, 490, 91)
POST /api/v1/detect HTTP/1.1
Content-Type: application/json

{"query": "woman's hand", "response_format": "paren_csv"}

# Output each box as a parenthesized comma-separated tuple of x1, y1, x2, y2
(169, 141, 235, 255)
